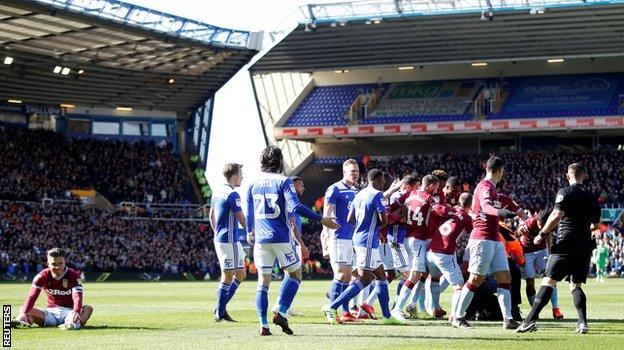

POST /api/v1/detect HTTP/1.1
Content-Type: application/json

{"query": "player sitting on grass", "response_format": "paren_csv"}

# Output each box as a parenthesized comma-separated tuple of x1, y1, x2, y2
(15, 248, 93, 330)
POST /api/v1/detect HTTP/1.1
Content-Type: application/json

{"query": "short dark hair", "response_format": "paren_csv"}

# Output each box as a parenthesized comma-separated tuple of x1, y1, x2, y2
(446, 176, 460, 187)
(459, 192, 472, 208)
(260, 146, 283, 173)
(291, 176, 303, 183)
(46, 248, 66, 258)
(223, 163, 242, 180)
(538, 209, 550, 224)
(402, 175, 418, 186)
(568, 163, 586, 177)
(431, 169, 448, 182)
(367, 168, 383, 182)
(486, 156, 504, 172)
(421, 174, 439, 186)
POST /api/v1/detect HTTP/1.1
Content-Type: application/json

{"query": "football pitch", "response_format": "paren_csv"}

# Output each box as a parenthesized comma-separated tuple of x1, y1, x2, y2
(3, 279, 624, 350)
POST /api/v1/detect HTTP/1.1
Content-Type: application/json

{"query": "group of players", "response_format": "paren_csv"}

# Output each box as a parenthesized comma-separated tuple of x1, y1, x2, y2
(318, 157, 541, 329)
(13, 145, 600, 337)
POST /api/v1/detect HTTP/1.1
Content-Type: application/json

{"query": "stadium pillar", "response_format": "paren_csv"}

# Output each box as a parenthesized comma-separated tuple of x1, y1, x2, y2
(249, 70, 270, 146)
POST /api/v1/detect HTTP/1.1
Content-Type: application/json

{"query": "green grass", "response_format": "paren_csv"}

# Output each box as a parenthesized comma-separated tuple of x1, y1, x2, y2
(2, 279, 624, 349)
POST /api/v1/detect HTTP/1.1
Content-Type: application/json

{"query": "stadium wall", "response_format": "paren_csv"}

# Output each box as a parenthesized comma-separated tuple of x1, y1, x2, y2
(312, 57, 624, 86)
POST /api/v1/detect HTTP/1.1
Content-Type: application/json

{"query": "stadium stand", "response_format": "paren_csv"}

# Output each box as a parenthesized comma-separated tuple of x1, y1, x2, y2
(0, 126, 193, 204)
(489, 74, 624, 120)
(365, 80, 480, 123)
(285, 84, 380, 127)
(281, 74, 624, 127)
(0, 201, 218, 278)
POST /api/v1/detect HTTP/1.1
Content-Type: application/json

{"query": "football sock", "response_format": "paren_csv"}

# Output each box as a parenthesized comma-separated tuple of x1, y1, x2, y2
(216, 282, 230, 318)
(275, 275, 289, 307)
(528, 293, 536, 306)
(439, 278, 450, 294)
(525, 285, 553, 322)
(397, 278, 405, 296)
(451, 288, 462, 318)
(225, 279, 240, 304)
(279, 278, 301, 316)
(430, 280, 441, 310)
(457, 282, 477, 318)
(571, 287, 587, 325)
(256, 285, 269, 327)
(365, 281, 379, 306)
(496, 283, 513, 320)
(550, 286, 559, 308)
(340, 282, 350, 312)
(331, 280, 364, 310)
(393, 279, 414, 311)
(416, 280, 426, 312)
(377, 280, 392, 318)
(329, 280, 342, 309)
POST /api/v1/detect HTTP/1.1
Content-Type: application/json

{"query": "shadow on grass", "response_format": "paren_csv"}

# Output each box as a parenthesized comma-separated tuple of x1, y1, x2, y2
(81, 325, 166, 331)
(303, 334, 552, 341)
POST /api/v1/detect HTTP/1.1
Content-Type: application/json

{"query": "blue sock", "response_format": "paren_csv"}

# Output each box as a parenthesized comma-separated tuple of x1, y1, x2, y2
(331, 280, 364, 310)
(225, 279, 240, 304)
(340, 282, 350, 312)
(397, 278, 405, 296)
(329, 279, 342, 307)
(550, 286, 559, 308)
(279, 278, 301, 315)
(256, 285, 269, 327)
(377, 280, 391, 318)
(216, 282, 230, 318)
(276, 275, 290, 307)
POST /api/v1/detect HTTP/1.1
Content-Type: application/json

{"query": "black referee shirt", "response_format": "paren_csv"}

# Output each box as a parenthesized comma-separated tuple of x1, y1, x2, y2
(551, 183, 601, 254)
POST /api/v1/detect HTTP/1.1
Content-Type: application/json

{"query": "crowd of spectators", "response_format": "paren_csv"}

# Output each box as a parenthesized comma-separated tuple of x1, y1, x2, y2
(0, 126, 193, 204)
(0, 201, 219, 278)
(593, 224, 624, 277)
(365, 150, 624, 212)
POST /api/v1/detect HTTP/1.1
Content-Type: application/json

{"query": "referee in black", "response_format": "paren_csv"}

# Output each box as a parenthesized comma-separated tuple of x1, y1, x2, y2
(517, 163, 601, 334)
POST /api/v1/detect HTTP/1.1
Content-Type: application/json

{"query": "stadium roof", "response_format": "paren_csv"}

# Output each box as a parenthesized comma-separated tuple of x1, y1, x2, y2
(0, 0, 261, 113)
(252, 0, 624, 73)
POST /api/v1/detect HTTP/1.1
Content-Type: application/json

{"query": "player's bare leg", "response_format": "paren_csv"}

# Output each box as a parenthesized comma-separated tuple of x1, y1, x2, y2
(16, 307, 45, 327)
(80, 305, 93, 326)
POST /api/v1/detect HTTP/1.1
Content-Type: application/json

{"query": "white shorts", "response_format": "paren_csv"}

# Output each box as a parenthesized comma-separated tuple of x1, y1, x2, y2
(391, 243, 409, 272)
(254, 242, 301, 275)
(523, 248, 549, 279)
(379, 243, 394, 270)
(427, 251, 464, 286)
(43, 307, 74, 327)
(407, 237, 430, 273)
(329, 238, 354, 265)
(215, 241, 245, 271)
(467, 239, 509, 275)
(355, 245, 382, 271)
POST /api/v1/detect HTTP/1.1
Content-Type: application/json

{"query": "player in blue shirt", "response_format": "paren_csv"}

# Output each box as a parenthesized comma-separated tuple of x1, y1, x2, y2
(322, 159, 360, 322)
(209, 163, 247, 322)
(323, 169, 404, 325)
(272, 176, 308, 317)
(246, 146, 338, 336)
